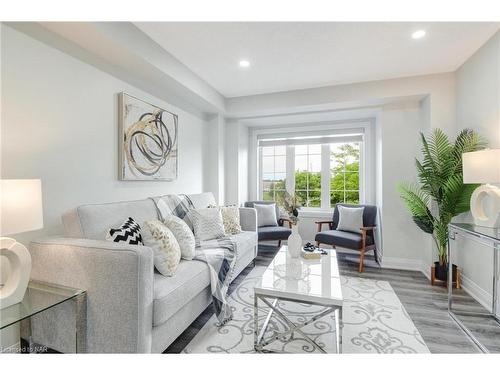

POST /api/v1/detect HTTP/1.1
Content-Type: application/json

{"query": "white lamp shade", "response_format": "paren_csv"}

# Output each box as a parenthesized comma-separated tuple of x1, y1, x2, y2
(463, 149, 500, 184)
(0, 179, 43, 236)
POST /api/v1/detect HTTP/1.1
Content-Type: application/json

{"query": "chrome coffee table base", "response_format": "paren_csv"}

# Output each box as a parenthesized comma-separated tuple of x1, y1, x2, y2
(253, 293, 342, 354)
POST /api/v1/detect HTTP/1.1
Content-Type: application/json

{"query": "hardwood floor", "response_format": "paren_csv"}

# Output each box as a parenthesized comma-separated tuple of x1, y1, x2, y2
(164, 244, 500, 353)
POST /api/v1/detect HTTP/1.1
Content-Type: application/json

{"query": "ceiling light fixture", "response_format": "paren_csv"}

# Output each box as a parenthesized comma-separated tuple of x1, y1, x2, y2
(239, 60, 251, 68)
(411, 30, 426, 40)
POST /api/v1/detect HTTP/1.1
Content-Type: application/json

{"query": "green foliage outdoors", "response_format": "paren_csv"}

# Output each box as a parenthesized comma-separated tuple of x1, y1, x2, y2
(397, 129, 486, 265)
(264, 143, 360, 208)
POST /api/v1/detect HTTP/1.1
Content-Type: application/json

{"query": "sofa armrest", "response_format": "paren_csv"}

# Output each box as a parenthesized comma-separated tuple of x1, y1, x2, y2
(29, 237, 154, 353)
(239, 207, 257, 232)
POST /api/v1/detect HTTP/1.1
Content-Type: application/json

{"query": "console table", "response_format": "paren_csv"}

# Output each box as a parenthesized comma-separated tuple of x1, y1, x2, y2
(447, 223, 500, 353)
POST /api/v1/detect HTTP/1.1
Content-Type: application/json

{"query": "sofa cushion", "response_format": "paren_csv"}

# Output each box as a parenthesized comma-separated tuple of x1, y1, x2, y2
(254, 203, 278, 227)
(163, 215, 195, 260)
(153, 260, 210, 327)
(189, 207, 225, 241)
(258, 226, 292, 241)
(244, 201, 280, 224)
(188, 192, 217, 209)
(143, 220, 181, 277)
(221, 206, 242, 235)
(63, 199, 158, 239)
(315, 230, 374, 249)
(153, 230, 257, 327)
(336, 205, 364, 234)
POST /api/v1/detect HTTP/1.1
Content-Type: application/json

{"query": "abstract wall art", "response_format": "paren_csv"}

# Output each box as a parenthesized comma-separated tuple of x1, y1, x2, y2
(119, 93, 178, 180)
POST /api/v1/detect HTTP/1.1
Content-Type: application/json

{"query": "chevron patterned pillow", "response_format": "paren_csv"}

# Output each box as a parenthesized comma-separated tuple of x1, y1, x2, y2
(106, 217, 144, 245)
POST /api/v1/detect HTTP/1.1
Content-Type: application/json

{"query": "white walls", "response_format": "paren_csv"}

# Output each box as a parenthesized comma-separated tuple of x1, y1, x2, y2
(454, 31, 500, 309)
(204, 114, 226, 204)
(456, 32, 500, 148)
(378, 103, 425, 263)
(1, 25, 209, 244)
(226, 72, 455, 271)
(224, 120, 249, 205)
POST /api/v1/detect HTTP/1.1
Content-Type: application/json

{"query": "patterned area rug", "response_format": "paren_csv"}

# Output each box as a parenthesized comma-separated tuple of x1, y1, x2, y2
(183, 266, 429, 354)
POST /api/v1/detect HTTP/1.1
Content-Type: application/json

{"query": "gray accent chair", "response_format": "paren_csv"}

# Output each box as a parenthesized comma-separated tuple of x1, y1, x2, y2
(315, 203, 377, 273)
(28, 193, 258, 353)
(244, 200, 292, 247)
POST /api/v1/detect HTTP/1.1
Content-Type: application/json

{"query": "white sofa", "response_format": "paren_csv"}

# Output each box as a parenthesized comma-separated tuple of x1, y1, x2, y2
(28, 193, 258, 353)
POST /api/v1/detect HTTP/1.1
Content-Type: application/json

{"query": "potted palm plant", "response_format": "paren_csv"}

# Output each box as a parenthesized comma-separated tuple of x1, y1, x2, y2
(398, 128, 486, 283)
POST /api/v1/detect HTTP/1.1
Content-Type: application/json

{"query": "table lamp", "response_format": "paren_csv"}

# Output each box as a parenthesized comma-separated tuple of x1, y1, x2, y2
(0, 179, 43, 308)
(462, 149, 500, 228)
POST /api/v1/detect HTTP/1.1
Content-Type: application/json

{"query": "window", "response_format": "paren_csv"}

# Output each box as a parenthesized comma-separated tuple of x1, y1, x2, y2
(330, 143, 360, 205)
(295, 144, 322, 207)
(258, 134, 363, 209)
(260, 145, 287, 203)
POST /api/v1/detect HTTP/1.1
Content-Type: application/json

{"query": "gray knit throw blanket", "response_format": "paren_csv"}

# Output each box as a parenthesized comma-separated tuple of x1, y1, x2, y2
(150, 194, 237, 325)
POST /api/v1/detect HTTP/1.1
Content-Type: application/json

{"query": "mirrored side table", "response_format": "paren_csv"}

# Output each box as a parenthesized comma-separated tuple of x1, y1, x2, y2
(448, 223, 500, 353)
(0, 280, 86, 353)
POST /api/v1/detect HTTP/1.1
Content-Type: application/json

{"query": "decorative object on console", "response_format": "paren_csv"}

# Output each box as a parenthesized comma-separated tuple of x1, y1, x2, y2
(106, 217, 143, 245)
(143, 220, 181, 277)
(0, 179, 43, 309)
(119, 92, 178, 181)
(163, 215, 195, 260)
(398, 128, 486, 283)
(462, 149, 500, 228)
(189, 207, 225, 241)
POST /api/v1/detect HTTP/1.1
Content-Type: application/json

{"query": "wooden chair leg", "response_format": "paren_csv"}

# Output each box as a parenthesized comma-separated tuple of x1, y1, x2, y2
(278, 240, 281, 248)
(358, 248, 365, 273)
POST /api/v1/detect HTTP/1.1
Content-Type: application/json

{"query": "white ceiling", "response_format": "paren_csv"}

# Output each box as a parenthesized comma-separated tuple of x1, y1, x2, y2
(135, 22, 499, 98)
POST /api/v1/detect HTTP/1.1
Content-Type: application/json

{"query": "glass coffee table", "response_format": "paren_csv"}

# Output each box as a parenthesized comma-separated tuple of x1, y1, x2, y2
(253, 246, 343, 353)
(1, 280, 86, 353)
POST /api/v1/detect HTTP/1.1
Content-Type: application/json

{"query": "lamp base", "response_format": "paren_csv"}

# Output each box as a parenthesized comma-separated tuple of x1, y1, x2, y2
(0, 237, 32, 309)
(470, 184, 500, 228)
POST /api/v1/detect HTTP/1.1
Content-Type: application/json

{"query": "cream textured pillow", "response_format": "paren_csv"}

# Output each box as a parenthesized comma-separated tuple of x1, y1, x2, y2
(143, 220, 181, 277)
(221, 206, 242, 235)
(163, 215, 196, 260)
(336, 205, 364, 234)
(189, 208, 225, 241)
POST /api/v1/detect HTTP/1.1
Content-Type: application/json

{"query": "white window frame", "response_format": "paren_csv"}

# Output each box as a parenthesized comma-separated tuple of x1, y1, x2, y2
(251, 119, 375, 213)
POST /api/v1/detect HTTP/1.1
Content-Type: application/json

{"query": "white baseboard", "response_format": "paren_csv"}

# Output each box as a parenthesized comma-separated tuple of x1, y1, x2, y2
(460, 274, 492, 312)
(381, 256, 423, 272)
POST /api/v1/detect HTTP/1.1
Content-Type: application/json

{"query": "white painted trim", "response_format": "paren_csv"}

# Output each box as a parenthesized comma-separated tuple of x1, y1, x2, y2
(320, 144, 331, 209)
(251, 118, 376, 204)
(381, 256, 424, 272)
(461, 273, 493, 312)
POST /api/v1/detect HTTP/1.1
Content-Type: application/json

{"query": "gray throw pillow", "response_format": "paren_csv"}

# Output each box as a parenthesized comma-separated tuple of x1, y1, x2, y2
(254, 203, 278, 227)
(336, 205, 364, 234)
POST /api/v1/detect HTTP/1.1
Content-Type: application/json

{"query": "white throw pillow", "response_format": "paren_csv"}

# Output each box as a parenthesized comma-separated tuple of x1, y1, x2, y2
(143, 220, 181, 277)
(163, 215, 196, 260)
(220, 206, 242, 235)
(336, 205, 364, 234)
(189, 207, 225, 241)
(254, 203, 278, 227)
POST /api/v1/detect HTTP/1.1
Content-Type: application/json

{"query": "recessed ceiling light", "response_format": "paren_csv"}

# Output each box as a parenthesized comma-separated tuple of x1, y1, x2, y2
(411, 30, 426, 40)
(239, 60, 251, 68)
